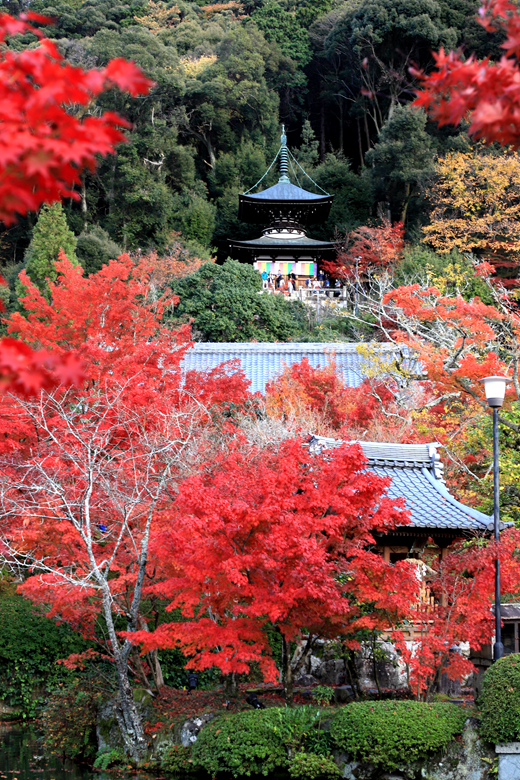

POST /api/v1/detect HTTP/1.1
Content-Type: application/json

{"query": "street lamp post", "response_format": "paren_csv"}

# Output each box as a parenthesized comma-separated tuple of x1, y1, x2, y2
(480, 375, 512, 662)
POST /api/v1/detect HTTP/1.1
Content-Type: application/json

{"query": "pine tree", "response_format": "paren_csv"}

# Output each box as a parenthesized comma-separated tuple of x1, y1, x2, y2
(297, 119, 320, 172)
(23, 203, 78, 295)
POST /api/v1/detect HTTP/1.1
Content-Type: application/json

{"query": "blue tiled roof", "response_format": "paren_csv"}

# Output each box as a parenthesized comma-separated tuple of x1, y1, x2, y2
(243, 181, 329, 201)
(181, 342, 411, 395)
(308, 438, 491, 533)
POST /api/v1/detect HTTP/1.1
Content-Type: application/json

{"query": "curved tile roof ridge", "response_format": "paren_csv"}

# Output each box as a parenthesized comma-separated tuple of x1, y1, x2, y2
(307, 435, 491, 532)
(188, 342, 404, 352)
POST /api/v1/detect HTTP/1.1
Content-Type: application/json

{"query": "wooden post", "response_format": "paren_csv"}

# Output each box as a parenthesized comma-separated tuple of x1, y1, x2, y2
(440, 547, 448, 607)
(383, 546, 390, 564)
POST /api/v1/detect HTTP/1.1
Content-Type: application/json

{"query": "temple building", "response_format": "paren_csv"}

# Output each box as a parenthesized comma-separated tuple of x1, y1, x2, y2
(229, 127, 335, 278)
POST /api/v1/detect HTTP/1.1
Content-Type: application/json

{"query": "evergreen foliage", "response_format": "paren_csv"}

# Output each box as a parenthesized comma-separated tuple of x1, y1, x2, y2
(23, 203, 78, 293)
(365, 106, 436, 223)
(191, 709, 288, 777)
(0, 584, 88, 716)
(0, 0, 493, 263)
(76, 226, 122, 275)
(169, 258, 303, 341)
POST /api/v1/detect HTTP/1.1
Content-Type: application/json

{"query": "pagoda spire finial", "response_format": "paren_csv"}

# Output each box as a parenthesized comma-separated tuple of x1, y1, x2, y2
(279, 124, 290, 183)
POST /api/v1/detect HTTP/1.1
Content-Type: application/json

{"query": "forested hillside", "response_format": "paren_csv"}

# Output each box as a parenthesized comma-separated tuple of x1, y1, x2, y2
(0, 0, 505, 269)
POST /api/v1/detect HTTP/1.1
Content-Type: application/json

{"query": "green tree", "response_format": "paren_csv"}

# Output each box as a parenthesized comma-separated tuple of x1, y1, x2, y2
(169, 259, 302, 341)
(23, 203, 78, 294)
(311, 153, 372, 238)
(365, 105, 435, 223)
(296, 119, 320, 171)
(76, 225, 122, 275)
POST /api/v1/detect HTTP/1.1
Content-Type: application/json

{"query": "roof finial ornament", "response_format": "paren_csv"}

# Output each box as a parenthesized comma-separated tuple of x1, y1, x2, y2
(279, 124, 290, 183)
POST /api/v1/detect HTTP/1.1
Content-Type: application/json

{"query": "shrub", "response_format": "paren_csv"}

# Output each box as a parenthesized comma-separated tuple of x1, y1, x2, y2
(480, 655, 520, 744)
(313, 686, 335, 706)
(191, 709, 287, 777)
(330, 701, 467, 770)
(162, 744, 196, 777)
(41, 687, 101, 760)
(288, 752, 340, 780)
(271, 706, 323, 752)
(93, 748, 127, 770)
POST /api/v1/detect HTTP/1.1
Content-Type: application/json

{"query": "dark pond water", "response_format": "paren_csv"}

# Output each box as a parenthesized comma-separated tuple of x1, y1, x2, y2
(0, 726, 151, 780)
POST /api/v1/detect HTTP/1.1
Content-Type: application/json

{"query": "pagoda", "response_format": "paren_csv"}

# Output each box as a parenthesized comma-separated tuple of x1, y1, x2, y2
(229, 127, 335, 278)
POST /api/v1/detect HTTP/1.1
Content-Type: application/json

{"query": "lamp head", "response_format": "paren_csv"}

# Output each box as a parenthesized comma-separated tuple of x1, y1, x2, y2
(479, 375, 512, 408)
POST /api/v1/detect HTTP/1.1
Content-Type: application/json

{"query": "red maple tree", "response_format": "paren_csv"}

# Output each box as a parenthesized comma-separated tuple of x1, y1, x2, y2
(396, 530, 520, 698)
(130, 436, 419, 704)
(0, 12, 152, 224)
(0, 11, 152, 396)
(0, 254, 256, 755)
(413, 0, 520, 148)
(325, 221, 404, 281)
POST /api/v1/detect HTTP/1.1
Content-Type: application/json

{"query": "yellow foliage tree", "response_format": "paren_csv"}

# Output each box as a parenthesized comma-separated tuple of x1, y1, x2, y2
(423, 151, 520, 277)
(134, 1, 180, 33)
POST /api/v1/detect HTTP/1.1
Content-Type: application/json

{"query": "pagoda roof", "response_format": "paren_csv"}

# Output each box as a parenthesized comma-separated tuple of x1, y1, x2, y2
(232, 234, 331, 247)
(308, 437, 491, 534)
(229, 227, 334, 262)
(243, 181, 331, 202)
(239, 189, 333, 225)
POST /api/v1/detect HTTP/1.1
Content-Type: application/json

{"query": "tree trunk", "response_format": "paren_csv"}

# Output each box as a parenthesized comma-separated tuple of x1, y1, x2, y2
(148, 649, 164, 690)
(281, 634, 294, 706)
(224, 672, 239, 697)
(132, 647, 152, 689)
(114, 653, 148, 762)
(138, 617, 164, 690)
(371, 635, 382, 696)
(81, 176, 88, 231)
(101, 589, 147, 761)
(108, 155, 117, 216)
(400, 183, 411, 223)
(338, 99, 344, 153)
(357, 117, 364, 167)
(364, 112, 371, 153)
(320, 104, 326, 162)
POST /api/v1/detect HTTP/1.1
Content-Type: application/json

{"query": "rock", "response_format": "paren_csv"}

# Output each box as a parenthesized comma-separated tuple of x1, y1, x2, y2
(97, 699, 125, 754)
(180, 713, 215, 747)
(420, 717, 494, 780)
(316, 659, 345, 685)
(334, 685, 354, 704)
(0, 701, 20, 721)
(498, 754, 520, 780)
(295, 674, 318, 687)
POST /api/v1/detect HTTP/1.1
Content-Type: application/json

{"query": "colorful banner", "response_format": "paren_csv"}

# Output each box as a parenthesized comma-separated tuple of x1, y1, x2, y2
(254, 261, 316, 276)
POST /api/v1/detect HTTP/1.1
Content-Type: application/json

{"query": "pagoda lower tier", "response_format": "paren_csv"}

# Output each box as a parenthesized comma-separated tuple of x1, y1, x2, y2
(229, 224, 334, 270)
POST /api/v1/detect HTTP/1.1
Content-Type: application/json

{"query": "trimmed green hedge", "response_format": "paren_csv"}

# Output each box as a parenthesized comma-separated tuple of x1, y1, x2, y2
(330, 701, 467, 770)
(191, 709, 288, 777)
(480, 655, 520, 744)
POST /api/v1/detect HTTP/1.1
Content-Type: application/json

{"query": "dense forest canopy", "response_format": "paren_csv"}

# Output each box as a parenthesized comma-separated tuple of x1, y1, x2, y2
(0, 0, 506, 270)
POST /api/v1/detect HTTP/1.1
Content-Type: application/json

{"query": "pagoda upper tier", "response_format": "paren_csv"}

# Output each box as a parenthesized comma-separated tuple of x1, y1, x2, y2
(238, 128, 333, 225)
(239, 180, 333, 225)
